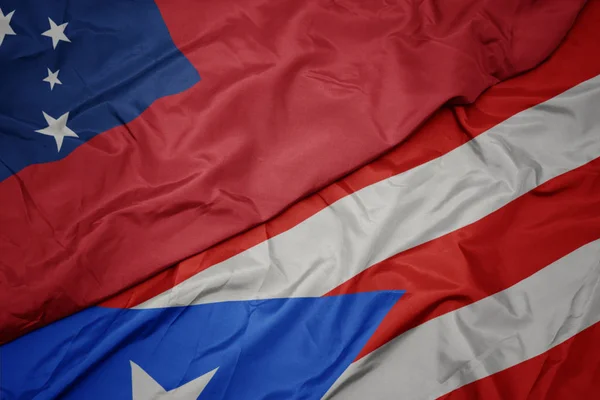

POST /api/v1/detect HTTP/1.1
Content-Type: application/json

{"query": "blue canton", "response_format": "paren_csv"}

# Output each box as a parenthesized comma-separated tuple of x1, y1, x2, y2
(0, 0, 199, 181)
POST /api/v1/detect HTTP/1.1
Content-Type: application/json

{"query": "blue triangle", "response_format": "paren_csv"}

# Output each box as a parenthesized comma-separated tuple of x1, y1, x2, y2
(2, 290, 403, 399)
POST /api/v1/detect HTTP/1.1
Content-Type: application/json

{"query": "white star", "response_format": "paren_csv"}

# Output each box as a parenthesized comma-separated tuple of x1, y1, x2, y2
(131, 361, 218, 400)
(41, 18, 70, 49)
(0, 8, 16, 47)
(35, 112, 78, 152)
(43, 68, 62, 90)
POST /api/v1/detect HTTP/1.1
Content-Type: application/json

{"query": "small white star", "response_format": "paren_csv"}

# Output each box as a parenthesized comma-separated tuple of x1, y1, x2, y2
(131, 361, 218, 400)
(41, 18, 70, 49)
(43, 68, 62, 90)
(0, 8, 16, 47)
(35, 112, 78, 152)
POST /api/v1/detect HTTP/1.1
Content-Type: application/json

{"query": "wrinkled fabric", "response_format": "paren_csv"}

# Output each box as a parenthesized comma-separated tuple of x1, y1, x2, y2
(126, 73, 600, 311)
(440, 321, 600, 399)
(91, 3, 600, 397)
(324, 240, 600, 399)
(104, 0, 600, 312)
(0, 0, 587, 344)
(1, 292, 403, 399)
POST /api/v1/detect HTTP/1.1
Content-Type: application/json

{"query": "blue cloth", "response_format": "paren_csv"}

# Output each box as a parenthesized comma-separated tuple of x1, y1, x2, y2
(0, 0, 199, 180)
(1, 291, 403, 399)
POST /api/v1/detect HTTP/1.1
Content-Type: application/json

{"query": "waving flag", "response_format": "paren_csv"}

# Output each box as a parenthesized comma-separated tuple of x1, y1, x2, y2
(2, 0, 600, 399)
(0, 0, 587, 343)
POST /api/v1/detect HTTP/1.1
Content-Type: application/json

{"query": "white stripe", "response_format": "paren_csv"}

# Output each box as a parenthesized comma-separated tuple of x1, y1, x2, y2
(323, 239, 600, 400)
(138, 74, 600, 309)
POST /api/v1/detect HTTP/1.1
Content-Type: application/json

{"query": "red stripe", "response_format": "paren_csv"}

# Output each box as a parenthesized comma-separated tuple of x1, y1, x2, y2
(104, 0, 600, 310)
(438, 321, 600, 400)
(328, 155, 600, 360)
(0, 0, 587, 343)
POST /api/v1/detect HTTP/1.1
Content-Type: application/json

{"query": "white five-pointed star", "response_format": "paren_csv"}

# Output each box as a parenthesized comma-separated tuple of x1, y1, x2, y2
(131, 361, 218, 400)
(42, 18, 70, 49)
(0, 8, 16, 47)
(35, 112, 78, 152)
(43, 68, 62, 90)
